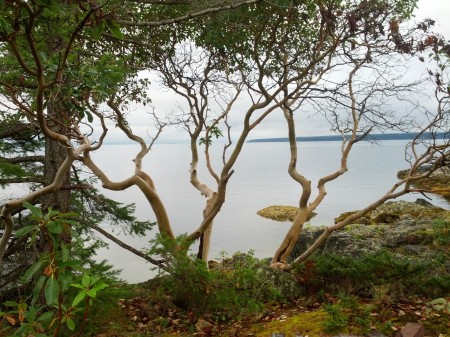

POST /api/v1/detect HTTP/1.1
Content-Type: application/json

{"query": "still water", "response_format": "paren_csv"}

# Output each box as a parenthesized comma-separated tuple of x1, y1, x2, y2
(91, 141, 450, 283)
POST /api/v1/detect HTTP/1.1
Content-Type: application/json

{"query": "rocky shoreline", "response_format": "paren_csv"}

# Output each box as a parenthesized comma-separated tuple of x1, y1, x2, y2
(397, 166, 450, 200)
(291, 200, 449, 268)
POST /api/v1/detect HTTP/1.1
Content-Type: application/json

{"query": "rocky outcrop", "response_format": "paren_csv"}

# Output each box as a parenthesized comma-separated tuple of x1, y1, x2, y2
(334, 199, 450, 225)
(397, 166, 450, 199)
(290, 200, 450, 271)
(257, 205, 316, 222)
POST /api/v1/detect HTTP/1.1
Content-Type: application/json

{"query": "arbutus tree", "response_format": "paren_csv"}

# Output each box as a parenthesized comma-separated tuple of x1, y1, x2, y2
(0, 0, 448, 286)
(269, 9, 450, 268)
(143, 0, 449, 268)
(0, 0, 268, 284)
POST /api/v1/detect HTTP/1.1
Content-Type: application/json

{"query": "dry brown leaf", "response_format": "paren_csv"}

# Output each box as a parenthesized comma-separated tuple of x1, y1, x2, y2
(5, 315, 16, 326)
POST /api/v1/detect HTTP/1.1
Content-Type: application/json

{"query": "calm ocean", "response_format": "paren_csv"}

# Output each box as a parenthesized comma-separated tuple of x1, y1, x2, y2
(89, 140, 450, 282)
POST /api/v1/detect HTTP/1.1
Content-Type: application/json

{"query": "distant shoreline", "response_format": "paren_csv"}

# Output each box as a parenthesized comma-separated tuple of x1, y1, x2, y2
(248, 132, 448, 143)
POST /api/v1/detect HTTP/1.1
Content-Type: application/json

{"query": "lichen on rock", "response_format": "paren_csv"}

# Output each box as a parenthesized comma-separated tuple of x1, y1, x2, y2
(257, 205, 316, 222)
(290, 200, 450, 274)
(397, 166, 450, 199)
(334, 199, 450, 225)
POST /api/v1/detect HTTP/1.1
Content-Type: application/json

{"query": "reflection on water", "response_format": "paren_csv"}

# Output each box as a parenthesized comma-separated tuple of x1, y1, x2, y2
(90, 141, 450, 282)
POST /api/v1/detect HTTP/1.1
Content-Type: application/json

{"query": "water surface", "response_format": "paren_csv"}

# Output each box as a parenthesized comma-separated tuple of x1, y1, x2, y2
(91, 141, 450, 282)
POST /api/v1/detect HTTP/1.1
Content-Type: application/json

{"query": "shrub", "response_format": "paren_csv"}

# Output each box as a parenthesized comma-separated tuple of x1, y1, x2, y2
(148, 235, 281, 320)
(294, 250, 449, 298)
(432, 219, 450, 246)
(0, 203, 108, 337)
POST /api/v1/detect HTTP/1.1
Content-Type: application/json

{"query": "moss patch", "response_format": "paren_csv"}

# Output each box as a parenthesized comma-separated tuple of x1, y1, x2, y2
(251, 310, 331, 337)
(257, 205, 316, 222)
(334, 201, 450, 225)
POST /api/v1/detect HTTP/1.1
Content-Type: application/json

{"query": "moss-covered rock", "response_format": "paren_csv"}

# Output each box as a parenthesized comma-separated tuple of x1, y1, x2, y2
(257, 205, 316, 222)
(334, 199, 450, 225)
(398, 167, 450, 199)
(291, 201, 450, 277)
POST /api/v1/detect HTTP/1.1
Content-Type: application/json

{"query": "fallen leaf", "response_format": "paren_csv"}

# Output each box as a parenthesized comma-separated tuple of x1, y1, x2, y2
(5, 315, 16, 326)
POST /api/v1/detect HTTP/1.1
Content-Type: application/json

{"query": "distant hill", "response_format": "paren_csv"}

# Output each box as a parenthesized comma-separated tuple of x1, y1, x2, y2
(248, 132, 448, 143)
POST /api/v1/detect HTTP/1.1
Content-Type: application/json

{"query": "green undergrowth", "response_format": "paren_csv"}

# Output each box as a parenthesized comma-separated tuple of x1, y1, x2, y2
(3, 222, 449, 337)
(294, 249, 450, 299)
(147, 235, 284, 321)
(82, 284, 139, 336)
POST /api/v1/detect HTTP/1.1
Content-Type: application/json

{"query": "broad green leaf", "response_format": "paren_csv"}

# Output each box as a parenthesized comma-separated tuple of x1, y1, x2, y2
(92, 283, 108, 292)
(86, 289, 97, 298)
(21, 260, 44, 282)
(89, 21, 105, 40)
(3, 301, 18, 307)
(70, 283, 85, 289)
(71, 290, 87, 307)
(59, 212, 78, 218)
(46, 221, 63, 234)
(90, 275, 101, 285)
(23, 201, 42, 218)
(60, 242, 69, 262)
(14, 225, 36, 238)
(44, 208, 59, 220)
(45, 276, 59, 306)
(85, 110, 94, 123)
(81, 274, 90, 288)
(32, 276, 46, 306)
(108, 21, 124, 39)
(66, 317, 75, 331)
(37, 311, 54, 323)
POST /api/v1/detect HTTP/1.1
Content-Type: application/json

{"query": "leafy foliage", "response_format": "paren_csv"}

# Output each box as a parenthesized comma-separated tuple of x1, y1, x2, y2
(294, 250, 450, 298)
(0, 204, 108, 336)
(148, 235, 280, 320)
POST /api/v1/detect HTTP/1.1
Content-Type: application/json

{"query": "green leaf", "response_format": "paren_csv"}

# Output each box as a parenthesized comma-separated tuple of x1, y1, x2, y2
(21, 260, 44, 282)
(60, 260, 83, 268)
(60, 218, 79, 225)
(89, 21, 105, 40)
(14, 225, 36, 238)
(3, 301, 18, 307)
(45, 276, 59, 306)
(23, 201, 42, 218)
(60, 242, 69, 262)
(85, 110, 94, 123)
(71, 290, 87, 307)
(66, 317, 76, 331)
(37, 311, 54, 323)
(92, 283, 108, 292)
(81, 274, 91, 288)
(90, 275, 101, 285)
(86, 289, 97, 298)
(46, 221, 63, 234)
(108, 21, 124, 39)
(32, 276, 46, 306)
(70, 283, 85, 289)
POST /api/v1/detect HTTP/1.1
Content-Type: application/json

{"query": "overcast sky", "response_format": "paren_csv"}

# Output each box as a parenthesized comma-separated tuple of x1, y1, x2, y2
(102, 0, 450, 144)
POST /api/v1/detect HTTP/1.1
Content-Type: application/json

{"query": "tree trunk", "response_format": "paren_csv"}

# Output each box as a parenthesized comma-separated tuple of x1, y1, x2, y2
(41, 136, 71, 212)
(271, 207, 311, 267)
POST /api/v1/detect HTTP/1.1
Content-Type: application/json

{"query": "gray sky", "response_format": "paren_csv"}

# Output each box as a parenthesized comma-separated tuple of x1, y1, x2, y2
(102, 0, 450, 144)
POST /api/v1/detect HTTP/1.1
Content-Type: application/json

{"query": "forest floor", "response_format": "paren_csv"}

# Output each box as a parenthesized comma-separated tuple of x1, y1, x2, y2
(87, 283, 450, 337)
